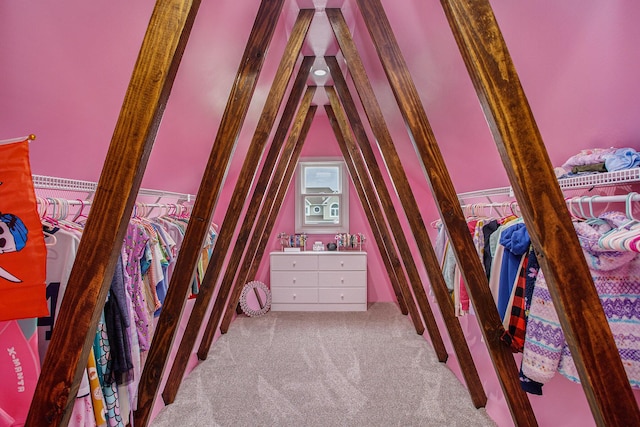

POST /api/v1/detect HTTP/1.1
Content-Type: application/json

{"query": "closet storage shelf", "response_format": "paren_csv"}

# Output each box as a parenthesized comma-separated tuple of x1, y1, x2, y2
(32, 174, 195, 202)
(457, 186, 512, 202)
(32, 175, 97, 192)
(559, 168, 640, 189)
(457, 168, 640, 201)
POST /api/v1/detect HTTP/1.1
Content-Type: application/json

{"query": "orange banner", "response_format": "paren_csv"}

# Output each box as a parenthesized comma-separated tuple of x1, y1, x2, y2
(0, 138, 48, 321)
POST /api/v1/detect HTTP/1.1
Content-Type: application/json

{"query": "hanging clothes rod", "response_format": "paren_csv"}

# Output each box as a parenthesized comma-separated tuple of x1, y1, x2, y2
(32, 174, 195, 202)
(567, 193, 640, 204)
(0, 134, 36, 146)
(36, 197, 193, 222)
(459, 194, 640, 222)
(462, 194, 640, 209)
(36, 198, 188, 208)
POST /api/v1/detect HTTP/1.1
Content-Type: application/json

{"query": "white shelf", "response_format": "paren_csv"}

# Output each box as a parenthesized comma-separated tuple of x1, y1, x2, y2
(32, 175, 97, 192)
(457, 186, 512, 201)
(32, 174, 195, 202)
(558, 168, 640, 190)
(457, 169, 640, 200)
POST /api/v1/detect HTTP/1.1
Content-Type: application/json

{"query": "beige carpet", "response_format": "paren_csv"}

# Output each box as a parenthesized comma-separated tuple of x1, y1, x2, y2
(151, 302, 496, 426)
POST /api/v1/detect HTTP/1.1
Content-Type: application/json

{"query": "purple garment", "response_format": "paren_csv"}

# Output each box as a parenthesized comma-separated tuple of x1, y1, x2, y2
(122, 222, 151, 351)
(522, 211, 640, 388)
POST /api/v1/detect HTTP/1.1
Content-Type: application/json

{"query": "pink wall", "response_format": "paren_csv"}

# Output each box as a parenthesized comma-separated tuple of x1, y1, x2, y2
(349, 2, 640, 426)
(3, 1, 640, 426)
(254, 114, 397, 303)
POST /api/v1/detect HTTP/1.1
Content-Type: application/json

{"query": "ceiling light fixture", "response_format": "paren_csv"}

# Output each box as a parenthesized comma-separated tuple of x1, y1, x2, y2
(313, 69, 328, 77)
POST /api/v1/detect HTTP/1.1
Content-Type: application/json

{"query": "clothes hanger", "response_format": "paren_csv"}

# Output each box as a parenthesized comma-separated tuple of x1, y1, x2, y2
(498, 202, 511, 219)
(179, 203, 191, 220)
(618, 193, 640, 252)
(36, 196, 47, 219)
(475, 203, 490, 219)
(578, 196, 589, 220)
(567, 197, 584, 222)
(50, 198, 73, 230)
(509, 201, 520, 218)
(598, 192, 640, 251)
(36, 197, 58, 246)
(489, 203, 502, 219)
(40, 197, 60, 229)
(578, 195, 605, 226)
(71, 199, 88, 223)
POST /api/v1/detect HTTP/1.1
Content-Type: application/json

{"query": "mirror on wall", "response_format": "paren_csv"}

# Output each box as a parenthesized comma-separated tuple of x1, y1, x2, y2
(295, 159, 349, 234)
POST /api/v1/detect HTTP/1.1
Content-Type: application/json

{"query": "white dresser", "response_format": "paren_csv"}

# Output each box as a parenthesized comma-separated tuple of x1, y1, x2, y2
(270, 251, 367, 311)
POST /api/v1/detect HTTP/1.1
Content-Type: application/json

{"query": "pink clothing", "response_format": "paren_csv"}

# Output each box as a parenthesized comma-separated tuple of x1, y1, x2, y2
(560, 147, 617, 171)
(122, 223, 151, 351)
(68, 395, 97, 427)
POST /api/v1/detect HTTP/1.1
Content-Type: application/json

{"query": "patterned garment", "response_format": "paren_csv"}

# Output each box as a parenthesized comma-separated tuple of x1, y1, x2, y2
(86, 347, 107, 427)
(519, 248, 543, 393)
(68, 396, 97, 427)
(122, 222, 151, 351)
(501, 255, 529, 352)
(522, 211, 640, 389)
(94, 314, 124, 427)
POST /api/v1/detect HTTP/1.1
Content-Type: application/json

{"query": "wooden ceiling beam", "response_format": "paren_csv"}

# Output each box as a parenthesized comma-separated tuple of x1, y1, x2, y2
(196, 84, 317, 358)
(217, 57, 317, 335)
(327, 93, 413, 319)
(351, 0, 537, 424)
(325, 89, 425, 336)
(215, 89, 318, 339)
(440, 1, 640, 425)
(328, 80, 429, 336)
(160, 11, 313, 406)
(326, 57, 487, 407)
(25, 1, 204, 425)
(327, 9, 450, 360)
(132, 1, 287, 425)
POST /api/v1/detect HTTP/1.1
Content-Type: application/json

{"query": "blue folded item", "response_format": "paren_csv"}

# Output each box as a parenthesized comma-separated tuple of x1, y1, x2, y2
(604, 147, 640, 172)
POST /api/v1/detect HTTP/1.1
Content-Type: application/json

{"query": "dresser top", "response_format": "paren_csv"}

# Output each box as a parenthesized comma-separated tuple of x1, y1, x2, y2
(270, 251, 366, 256)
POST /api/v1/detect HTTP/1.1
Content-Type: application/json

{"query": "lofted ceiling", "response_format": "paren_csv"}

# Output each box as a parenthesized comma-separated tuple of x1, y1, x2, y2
(2, 1, 640, 201)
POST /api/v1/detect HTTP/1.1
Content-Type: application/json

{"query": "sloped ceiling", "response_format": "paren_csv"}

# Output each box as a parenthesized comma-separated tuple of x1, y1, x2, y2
(2, 1, 640, 200)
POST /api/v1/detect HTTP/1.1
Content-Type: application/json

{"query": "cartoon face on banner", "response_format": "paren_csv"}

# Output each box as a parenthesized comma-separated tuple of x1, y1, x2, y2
(0, 213, 28, 283)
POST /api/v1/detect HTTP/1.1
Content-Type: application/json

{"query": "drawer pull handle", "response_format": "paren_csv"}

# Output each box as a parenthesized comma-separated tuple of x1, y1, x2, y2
(340, 277, 344, 283)
(292, 261, 296, 267)
(341, 294, 344, 300)
(340, 261, 344, 266)
(292, 277, 296, 284)
(293, 294, 296, 300)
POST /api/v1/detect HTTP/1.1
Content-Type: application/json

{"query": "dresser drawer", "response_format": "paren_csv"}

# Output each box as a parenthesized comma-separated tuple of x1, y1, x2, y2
(271, 271, 318, 287)
(270, 254, 318, 270)
(272, 287, 318, 304)
(318, 287, 367, 304)
(318, 271, 366, 288)
(269, 251, 367, 311)
(318, 254, 366, 271)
